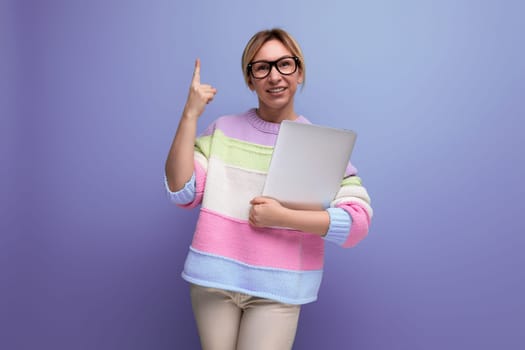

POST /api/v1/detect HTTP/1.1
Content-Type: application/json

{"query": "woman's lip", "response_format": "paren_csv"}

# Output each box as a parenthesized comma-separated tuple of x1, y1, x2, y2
(266, 87, 287, 93)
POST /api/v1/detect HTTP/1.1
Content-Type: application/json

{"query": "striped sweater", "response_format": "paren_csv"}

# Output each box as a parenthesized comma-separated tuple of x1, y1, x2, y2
(166, 109, 373, 305)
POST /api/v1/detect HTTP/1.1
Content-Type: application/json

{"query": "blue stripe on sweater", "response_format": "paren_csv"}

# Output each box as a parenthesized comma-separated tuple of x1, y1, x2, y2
(182, 247, 323, 305)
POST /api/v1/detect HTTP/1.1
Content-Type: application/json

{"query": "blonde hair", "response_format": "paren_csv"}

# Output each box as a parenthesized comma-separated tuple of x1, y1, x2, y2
(241, 28, 305, 87)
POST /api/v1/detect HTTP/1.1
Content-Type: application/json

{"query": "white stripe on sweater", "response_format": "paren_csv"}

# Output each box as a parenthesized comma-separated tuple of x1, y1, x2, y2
(202, 157, 267, 221)
(333, 185, 371, 204)
(194, 151, 208, 171)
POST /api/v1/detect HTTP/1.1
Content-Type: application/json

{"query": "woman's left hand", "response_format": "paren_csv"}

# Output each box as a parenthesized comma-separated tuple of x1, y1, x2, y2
(249, 197, 287, 228)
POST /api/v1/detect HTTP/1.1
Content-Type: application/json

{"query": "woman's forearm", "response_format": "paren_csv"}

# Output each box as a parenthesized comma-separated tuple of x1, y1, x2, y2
(278, 208, 330, 236)
(165, 114, 198, 192)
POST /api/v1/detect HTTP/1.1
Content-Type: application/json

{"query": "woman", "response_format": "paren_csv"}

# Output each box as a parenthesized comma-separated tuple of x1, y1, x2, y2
(165, 28, 372, 350)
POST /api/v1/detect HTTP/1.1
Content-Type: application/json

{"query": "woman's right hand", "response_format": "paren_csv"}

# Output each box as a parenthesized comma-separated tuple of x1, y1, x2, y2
(182, 58, 217, 120)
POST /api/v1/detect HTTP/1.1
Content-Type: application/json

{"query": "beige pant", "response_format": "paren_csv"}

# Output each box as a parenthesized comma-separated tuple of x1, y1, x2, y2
(190, 284, 301, 350)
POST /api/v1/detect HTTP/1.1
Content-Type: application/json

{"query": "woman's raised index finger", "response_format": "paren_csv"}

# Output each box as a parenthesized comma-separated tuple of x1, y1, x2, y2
(192, 58, 201, 83)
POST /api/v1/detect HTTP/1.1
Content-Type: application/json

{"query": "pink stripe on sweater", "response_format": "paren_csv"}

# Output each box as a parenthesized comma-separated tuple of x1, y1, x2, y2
(191, 209, 325, 271)
(178, 161, 206, 209)
(337, 201, 371, 248)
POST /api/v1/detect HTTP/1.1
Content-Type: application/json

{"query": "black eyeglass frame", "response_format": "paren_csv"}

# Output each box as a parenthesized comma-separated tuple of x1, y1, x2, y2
(247, 56, 300, 79)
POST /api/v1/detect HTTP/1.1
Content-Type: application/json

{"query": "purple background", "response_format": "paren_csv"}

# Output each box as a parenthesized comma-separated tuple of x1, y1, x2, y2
(3, 0, 524, 349)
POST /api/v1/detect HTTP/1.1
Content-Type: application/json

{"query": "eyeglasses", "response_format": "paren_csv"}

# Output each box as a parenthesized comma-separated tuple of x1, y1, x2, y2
(247, 56, 300, 79)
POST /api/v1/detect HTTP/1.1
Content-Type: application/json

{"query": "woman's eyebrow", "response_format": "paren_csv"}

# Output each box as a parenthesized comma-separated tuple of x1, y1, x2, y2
(251, 55, 292, 63)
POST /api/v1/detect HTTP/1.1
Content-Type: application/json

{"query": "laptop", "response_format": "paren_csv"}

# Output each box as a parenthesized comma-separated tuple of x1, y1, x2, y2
(262, 120, 357, 210)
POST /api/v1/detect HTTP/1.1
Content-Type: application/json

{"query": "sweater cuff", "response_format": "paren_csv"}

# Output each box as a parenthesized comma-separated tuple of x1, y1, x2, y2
(323, 208, 352, 246)
(164, 172, 196, 204)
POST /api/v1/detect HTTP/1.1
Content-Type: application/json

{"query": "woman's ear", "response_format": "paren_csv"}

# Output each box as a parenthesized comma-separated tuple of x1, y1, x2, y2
(248, 77, 255, 91)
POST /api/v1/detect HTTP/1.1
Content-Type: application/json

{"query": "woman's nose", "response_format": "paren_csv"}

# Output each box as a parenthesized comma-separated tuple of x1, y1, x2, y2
(267, 65, 282, 82)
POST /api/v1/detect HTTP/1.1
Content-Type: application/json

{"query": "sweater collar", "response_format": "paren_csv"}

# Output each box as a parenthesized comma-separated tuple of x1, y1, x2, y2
(246, 108, 307, 134)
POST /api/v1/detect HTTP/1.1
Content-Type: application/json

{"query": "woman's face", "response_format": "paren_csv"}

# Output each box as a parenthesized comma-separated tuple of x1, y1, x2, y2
(248, 39, 303, 114)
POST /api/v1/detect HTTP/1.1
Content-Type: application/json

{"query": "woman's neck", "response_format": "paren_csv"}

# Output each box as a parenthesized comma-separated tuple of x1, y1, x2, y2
(256, 102, 298, 123)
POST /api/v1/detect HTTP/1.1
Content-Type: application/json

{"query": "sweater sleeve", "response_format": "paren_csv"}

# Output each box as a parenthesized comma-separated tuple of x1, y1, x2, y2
(323, 207, 352, 245)
(164, 123, 215, 209)
(165, 172, 196, 204)
(324, 170, 373, 248)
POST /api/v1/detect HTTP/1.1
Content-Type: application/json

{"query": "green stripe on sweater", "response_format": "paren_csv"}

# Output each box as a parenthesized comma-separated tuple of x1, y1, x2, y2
(341, 176, 362, 187)
(195, 130, 273, 173)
